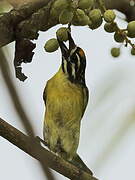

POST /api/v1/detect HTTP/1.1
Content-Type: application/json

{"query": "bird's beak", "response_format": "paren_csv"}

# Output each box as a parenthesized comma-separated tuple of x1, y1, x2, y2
(57, 39, 69, 58)
(57, 31, 77, 58)
(68, 31, 77, 54)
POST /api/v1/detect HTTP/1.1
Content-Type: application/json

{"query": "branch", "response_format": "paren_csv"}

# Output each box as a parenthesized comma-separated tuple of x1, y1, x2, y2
(0, 0, 135, 48)
(0, 117, 98, 180)
(0, 0, 53, 47)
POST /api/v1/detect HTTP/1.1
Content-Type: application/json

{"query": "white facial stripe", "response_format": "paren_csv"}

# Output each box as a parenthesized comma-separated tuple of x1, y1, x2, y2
(76, 53, 80, 68)
(70, 47, 77, 56)
(71, 63, 76, 78)
(63, 59, 67, 74)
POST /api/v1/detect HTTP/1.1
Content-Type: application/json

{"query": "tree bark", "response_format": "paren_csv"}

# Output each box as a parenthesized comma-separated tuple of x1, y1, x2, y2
(0, 0, 53, 47)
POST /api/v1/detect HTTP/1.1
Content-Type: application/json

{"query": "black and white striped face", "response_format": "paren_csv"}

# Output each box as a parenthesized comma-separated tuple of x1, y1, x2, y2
(58, 31, 86, 85)
(62, 47, 86, 85)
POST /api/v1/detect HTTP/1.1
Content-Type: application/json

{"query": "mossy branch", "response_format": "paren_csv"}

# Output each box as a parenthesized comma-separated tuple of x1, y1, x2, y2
(0, 117, 98, 180)
(0, 0, 55, 47)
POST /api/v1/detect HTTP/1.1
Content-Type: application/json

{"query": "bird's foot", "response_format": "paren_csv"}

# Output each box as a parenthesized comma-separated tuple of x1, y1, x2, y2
(35, 136, 48, 147)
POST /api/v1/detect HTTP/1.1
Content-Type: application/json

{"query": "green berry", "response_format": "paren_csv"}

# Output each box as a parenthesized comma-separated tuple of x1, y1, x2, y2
(72, 9, 90, 26)
(114, 32, 125, 43)
(104, 10, 116, 23)
(131, 47, 135, 55)
(59, 9, 73, 24)
(111, 47, 120, 57)
(53, 0, 69, 11)
(89, 9, 102, 24)
(56, 27, 68, 41)
(76, 8, 86, 17)
(104, 23, 117, 33)
(89, 18, 103, 29)
(50, 8, 60, 20)
(127, 32, 135, 38)
(79, 15, 90, 25)
(44, 38, 59, 52)
(127, 21, 135, 38)
(78, 0, 94, 10)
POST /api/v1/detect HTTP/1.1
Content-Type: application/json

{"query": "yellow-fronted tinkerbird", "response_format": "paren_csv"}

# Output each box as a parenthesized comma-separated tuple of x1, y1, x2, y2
(43, 31, 92, 174)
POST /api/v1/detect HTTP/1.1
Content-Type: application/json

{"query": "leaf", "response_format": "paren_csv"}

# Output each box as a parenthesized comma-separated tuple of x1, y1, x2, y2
(14, 39, 36, 81)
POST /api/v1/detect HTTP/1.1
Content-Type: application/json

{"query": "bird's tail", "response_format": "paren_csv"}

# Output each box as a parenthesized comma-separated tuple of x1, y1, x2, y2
(71, 154, 93, 175)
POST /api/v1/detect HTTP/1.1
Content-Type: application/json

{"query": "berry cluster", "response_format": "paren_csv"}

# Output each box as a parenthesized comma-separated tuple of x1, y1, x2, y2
(105, 18, 135, 58)
(44, 0, 135, 57)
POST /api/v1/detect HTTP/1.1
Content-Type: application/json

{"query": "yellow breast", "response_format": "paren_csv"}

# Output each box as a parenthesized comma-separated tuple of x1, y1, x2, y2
(45, 67, 84, 124)
(43, 67, 88, 160)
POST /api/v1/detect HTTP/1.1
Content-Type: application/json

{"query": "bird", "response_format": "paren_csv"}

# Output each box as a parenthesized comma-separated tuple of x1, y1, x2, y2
(43, 31, 92, 174)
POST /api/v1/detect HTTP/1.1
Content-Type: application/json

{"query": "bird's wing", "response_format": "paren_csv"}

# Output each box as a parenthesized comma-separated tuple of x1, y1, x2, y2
(43, 82, 48, 106)
(82, 86, 89, 118)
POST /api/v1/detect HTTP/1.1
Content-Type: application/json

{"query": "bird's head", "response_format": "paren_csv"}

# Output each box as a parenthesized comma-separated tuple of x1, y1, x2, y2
(58, 31, 86, 85)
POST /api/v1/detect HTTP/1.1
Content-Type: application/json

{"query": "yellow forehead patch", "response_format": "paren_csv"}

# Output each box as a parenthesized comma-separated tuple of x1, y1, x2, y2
(79, 49, 85, 57)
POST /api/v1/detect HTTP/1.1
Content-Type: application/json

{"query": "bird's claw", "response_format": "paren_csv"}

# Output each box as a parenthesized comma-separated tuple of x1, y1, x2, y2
(35, 136, 48, 147)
